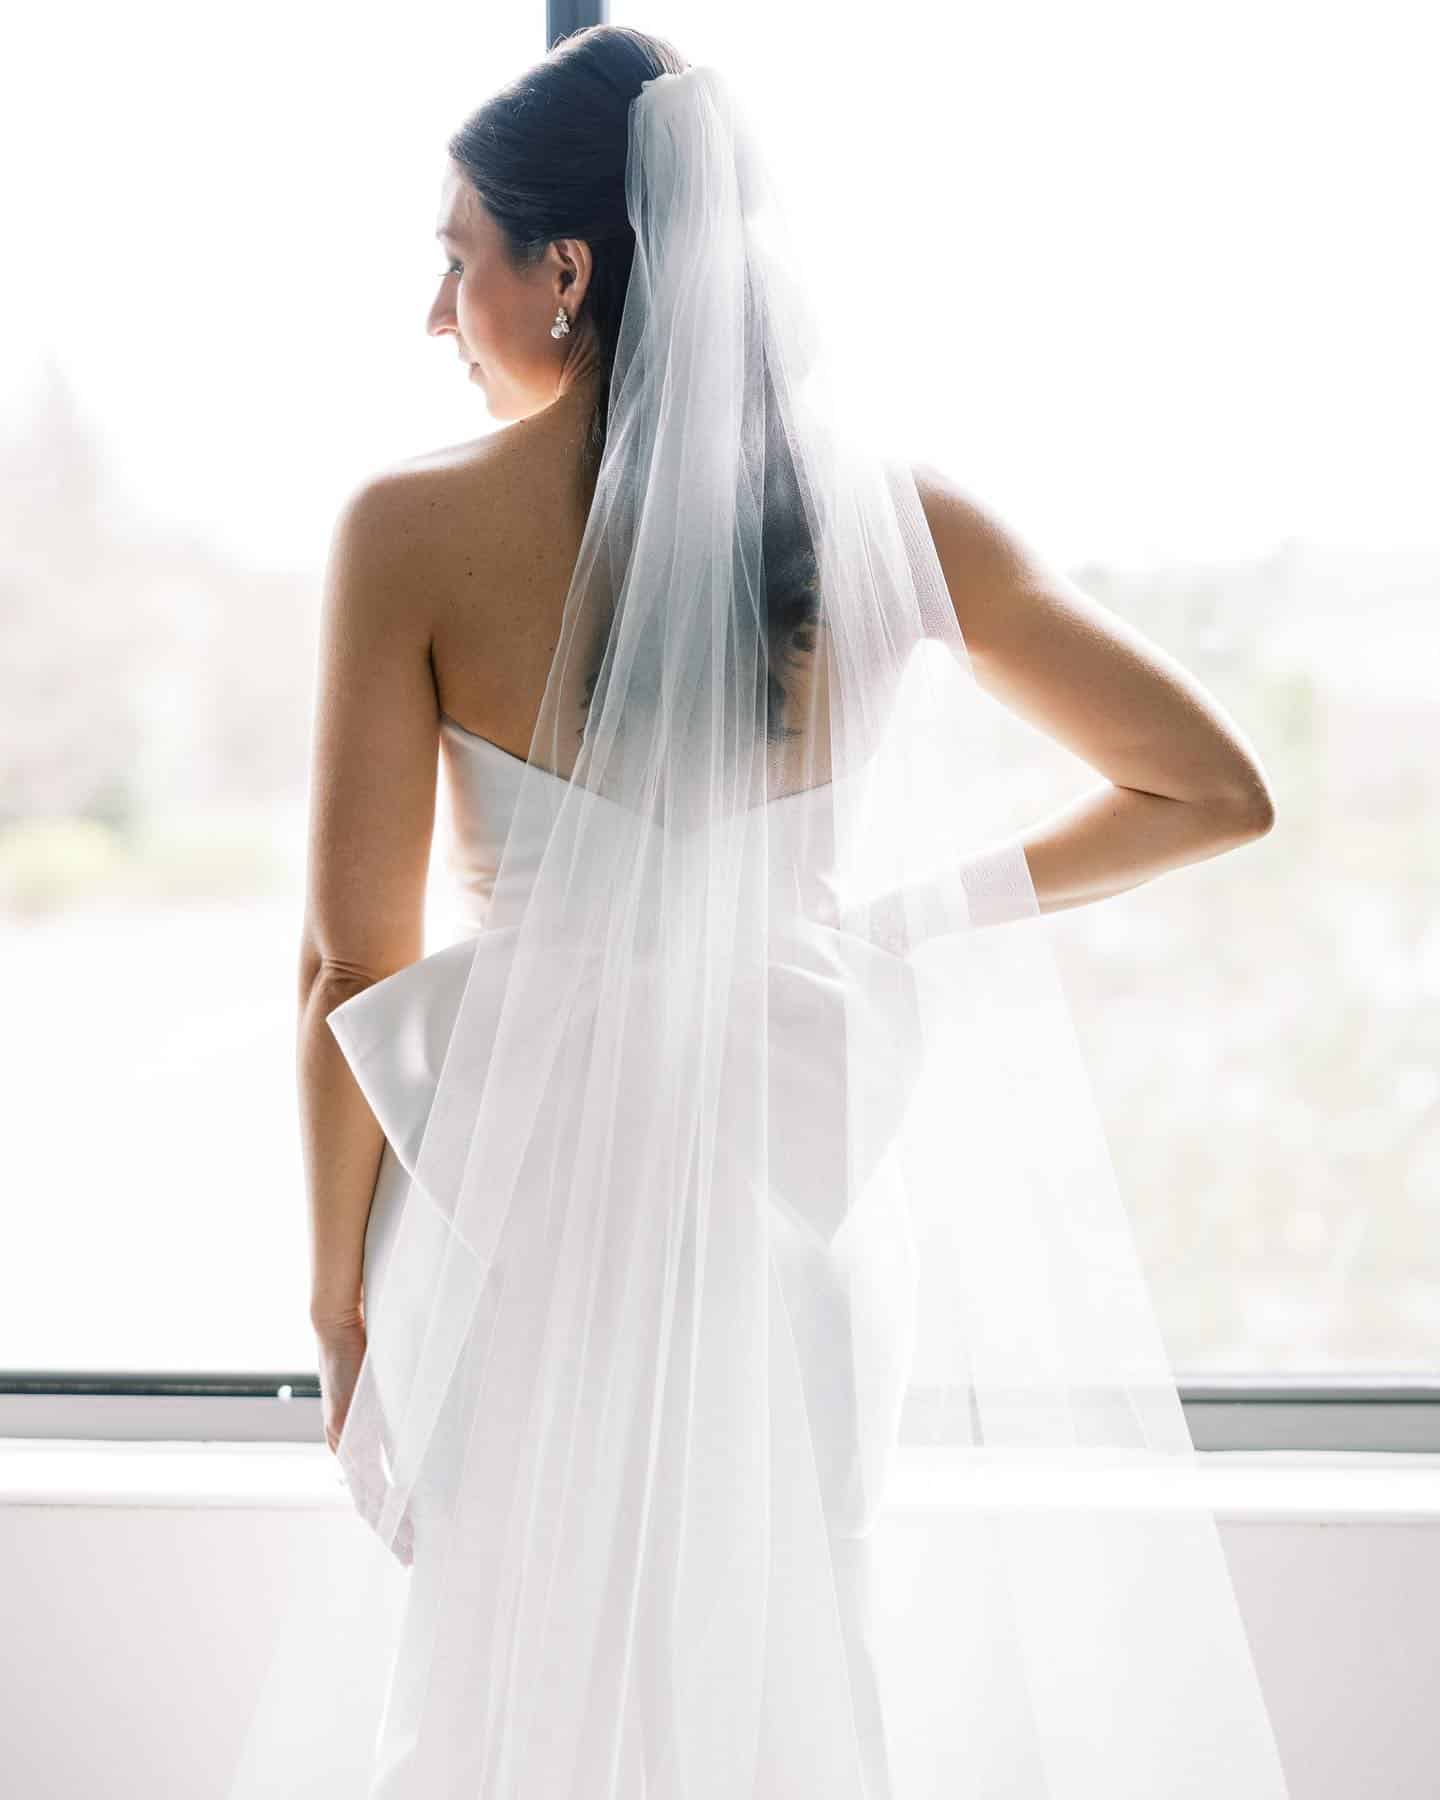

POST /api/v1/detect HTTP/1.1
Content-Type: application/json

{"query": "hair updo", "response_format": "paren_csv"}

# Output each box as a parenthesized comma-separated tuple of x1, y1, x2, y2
(446, 24, 821, 746)
(445, 25, 687, 478)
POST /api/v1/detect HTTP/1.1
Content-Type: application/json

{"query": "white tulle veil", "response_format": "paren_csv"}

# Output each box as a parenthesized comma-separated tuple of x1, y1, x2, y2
(226, 60, 1291, 1800)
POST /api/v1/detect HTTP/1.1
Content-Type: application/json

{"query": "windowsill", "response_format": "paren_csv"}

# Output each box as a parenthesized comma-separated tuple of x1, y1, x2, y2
(0, 1439, 350, 1509)
(4, 1439, 1440, 1522)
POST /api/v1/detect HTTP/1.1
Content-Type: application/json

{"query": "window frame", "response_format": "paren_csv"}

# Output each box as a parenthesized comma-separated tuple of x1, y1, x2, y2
(1, 1371, 1435, 1452)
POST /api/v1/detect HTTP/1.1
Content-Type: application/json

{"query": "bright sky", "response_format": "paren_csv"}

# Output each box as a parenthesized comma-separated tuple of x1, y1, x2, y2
(3, 0, 1435, 574)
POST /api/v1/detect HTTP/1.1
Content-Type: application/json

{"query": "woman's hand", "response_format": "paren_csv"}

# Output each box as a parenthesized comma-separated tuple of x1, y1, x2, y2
(314, 1308, 367, 1454)
(315, 1307, 418, 1568)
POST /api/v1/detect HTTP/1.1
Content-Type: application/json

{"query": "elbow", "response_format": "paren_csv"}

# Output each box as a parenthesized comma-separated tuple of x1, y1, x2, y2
(298, 938, 377, 1009)
(1204, 771, 1277, 840)
(298, 938, 325, 1000)
(1247, 785, 1277, 837)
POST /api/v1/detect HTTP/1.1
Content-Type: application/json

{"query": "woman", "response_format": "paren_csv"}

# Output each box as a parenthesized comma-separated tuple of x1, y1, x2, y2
(285, 25, 1287, 1799)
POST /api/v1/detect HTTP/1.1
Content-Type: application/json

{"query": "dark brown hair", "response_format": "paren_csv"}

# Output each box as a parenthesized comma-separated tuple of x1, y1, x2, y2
(446, 25, 821, 744)
(445, 25, 688, 479)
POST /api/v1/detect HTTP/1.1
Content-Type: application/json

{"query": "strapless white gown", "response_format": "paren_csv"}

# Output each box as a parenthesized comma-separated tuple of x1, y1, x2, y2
(326, 710, 920, 1797)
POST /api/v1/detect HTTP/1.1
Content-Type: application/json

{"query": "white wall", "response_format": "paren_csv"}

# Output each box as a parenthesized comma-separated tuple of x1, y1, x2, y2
(2, 1446, 1438, 1799)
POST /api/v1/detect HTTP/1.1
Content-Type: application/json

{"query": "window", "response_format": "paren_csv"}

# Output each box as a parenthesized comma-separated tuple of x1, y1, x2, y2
(640, 0, 1438, 1381)
(0, 1, 544, 1376)
(3, 1, 1434, 1444)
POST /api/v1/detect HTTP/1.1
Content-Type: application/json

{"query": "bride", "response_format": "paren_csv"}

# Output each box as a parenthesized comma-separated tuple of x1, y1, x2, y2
(280, 23, 1288, 1800)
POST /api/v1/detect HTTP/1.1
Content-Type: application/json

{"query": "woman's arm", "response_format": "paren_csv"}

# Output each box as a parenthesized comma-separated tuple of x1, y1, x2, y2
(913, 463, 1275, 913)
(297, 472, 440, 1342)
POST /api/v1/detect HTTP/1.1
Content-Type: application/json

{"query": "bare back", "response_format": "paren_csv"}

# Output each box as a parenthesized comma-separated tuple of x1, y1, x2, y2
(412, 382, 835, 788)
(420, 384, 602, 759)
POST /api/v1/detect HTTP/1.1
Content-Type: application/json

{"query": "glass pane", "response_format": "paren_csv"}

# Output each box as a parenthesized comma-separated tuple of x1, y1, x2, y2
(4, 2, 1436, 1378)
(640, 0, 1440, 1373)
(0, 1, 545, 1371)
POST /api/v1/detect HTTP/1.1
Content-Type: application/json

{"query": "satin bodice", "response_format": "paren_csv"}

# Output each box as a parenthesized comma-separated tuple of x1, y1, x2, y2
(439, 713, 546, 935)
(330, 708, 926, 1295)
(438, 709, 844, 936)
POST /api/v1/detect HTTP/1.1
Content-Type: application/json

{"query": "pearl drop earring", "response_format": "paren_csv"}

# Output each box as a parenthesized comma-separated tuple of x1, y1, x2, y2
(550, 307, 571, 339)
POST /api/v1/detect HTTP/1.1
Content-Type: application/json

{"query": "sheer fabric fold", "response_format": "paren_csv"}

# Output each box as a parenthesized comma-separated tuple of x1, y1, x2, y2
(227, 62, 1290, 1799)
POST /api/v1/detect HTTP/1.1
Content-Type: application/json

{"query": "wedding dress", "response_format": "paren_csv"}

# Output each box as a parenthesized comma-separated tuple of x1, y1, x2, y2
(225, 61, 1292, 1800)
(333, 708, 923, 1796)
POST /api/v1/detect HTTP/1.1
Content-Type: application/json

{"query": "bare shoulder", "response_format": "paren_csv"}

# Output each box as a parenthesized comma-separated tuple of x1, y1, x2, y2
(334, 401, 585, 591)
(321, 434, 541, 689)
(909, 459, 1076, 661)
(329, 434, 504, 578)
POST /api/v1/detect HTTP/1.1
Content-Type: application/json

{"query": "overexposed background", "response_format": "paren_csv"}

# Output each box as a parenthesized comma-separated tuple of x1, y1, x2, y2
(2, 0, 1435, 1372)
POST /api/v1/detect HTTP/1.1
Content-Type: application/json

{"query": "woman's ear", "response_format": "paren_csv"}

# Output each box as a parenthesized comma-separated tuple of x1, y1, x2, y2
(552, 237, 594, 314)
